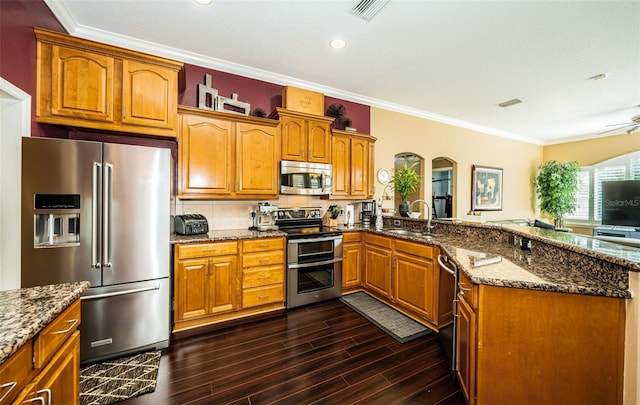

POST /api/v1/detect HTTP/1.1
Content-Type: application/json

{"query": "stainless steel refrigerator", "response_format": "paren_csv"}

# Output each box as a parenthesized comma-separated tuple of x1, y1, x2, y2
(21, 136, 171, 364)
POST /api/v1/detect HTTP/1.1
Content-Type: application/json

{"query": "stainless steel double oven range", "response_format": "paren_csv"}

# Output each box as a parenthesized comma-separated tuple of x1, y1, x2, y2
(276, 207, 343, 309)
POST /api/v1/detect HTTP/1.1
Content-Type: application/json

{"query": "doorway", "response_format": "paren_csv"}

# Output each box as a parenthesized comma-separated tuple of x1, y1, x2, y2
(432, 157, 455, 219)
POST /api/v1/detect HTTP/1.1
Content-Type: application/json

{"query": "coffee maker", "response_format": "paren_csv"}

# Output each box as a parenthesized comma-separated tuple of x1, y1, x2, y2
(360, 200, 376, 226)
(255, 202, 278, 231)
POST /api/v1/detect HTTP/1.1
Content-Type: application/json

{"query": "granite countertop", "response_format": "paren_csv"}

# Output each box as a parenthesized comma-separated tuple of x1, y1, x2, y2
(171, 229, 287, 244)
(334, 221, 634, 299)
(0, 281, 90, 365)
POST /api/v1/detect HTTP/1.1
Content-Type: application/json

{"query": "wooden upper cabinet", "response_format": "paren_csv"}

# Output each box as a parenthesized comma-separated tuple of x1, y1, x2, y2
(329, 130, 377, 199)
(35, 27, 183, 138)
(236, 122, 279, 195)
(179, 113, 234, 197)
(271, 108, 333, 164)
(50, 46, 115, 122)
(121, 60, 177, 131)
(178, 106, 280, 200)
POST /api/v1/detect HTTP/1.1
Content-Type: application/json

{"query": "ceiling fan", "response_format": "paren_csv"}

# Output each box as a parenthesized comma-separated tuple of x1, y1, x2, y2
(600, 114, 640, 135)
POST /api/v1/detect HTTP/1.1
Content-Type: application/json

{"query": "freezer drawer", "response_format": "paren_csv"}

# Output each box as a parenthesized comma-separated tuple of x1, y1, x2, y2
(79, 278, 170, 363)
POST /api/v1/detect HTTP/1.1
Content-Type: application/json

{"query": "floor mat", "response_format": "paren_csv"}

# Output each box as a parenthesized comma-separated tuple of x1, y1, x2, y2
(80, 351, 161, 405)
(340, 292, 432, 343)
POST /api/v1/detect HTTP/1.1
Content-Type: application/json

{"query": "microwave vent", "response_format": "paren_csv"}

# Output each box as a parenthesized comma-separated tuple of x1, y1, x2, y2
(350, 0, 390, 21)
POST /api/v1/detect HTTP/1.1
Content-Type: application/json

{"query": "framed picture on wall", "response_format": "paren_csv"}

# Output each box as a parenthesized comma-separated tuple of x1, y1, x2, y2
(471, 165, 503, 211)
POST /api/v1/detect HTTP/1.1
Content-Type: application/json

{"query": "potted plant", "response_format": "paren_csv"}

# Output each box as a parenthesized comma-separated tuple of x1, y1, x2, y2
(533, 160, 579, 228)
(390, 162, 420, 217)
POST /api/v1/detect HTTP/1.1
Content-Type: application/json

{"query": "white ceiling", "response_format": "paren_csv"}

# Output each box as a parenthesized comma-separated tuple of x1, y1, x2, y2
(45, 0, 640, 145)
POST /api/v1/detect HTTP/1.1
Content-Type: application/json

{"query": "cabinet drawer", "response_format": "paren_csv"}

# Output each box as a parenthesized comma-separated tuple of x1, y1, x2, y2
(365, 233, 392, 249)
(242, 250, 284, 267)
(343, 232, 362, 243)
(0, 340, 33, 404)
(458, 270, 478, 310)
(177, 241, 238, 259)
(242, 238, 284, 253)
(33, 299, 80, 369)
(243, 265, 284, 288)
(243, 285, 284, 308)
(394, 239, 434, 259)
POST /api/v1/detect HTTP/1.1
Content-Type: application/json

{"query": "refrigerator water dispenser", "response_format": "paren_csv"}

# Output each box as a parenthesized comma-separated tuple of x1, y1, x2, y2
(33, 194, 81, 247)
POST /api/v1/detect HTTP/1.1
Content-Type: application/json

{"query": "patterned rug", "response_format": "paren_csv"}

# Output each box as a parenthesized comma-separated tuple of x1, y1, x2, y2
(80, 351, 161, 405)
(340, 292, 432, 343)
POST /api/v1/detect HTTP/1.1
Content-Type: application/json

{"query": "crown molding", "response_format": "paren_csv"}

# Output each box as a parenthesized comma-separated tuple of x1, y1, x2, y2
(43, 1, 541, 146)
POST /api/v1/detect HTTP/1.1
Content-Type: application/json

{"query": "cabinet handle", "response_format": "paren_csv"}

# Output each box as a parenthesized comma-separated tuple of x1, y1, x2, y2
(258, 295, 270, 300)
(258, 244, 270, 248)
(259, 275, 270, 280)
(23, 398, 45, 404)
(53, 319, 79, 334)
(259, 259, 269, 263)
(106, 103, 110, 117)
(0, 382, 17, 403)
(123, 105, 127, 119)
(36, 389, 51, 405)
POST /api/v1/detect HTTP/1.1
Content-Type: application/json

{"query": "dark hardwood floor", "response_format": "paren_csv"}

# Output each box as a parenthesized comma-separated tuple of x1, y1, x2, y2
(120, 299, 465, 405)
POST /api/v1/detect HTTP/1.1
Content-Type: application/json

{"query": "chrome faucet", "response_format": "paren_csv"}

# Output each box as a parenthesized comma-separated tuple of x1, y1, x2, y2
(409, 199, 434, 234)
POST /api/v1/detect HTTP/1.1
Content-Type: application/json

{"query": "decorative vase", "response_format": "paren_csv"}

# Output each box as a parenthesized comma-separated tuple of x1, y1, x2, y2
(399, 202, 410, 217)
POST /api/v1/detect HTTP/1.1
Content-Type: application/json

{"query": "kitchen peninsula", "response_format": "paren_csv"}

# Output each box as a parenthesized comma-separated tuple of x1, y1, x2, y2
(0, 281, 89, 404)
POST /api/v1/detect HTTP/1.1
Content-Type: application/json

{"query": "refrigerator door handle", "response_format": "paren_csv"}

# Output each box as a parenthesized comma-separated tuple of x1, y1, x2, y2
(103, 163, 113, 268)
(80, 283, 161, 300)
(91, 162, 102, 269)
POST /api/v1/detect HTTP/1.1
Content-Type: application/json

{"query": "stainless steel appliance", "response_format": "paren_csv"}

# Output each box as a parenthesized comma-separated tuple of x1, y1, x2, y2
(21, 137, 171, 364)
(256, 202, 279, 231)
(174, 213, 209, 235)
(437, 254, 458, 377)
(280, 160, 332, 195)
(276, 207, 343, 308)
(360, 200, 375, 226)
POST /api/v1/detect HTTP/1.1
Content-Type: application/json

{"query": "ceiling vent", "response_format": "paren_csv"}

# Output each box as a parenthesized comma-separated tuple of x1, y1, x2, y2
(350, 0, 390, 21)
(497, 98, 523, 108)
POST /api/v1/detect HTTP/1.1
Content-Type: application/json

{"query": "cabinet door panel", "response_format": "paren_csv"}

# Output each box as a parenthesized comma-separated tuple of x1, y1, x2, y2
(307, 120, 331, 163)
(176, 259, 208, 320)
(364, 245, 391, 297)
(343, 243, 362, 288)
(36, 331, 80, 405)
(457, 296, 476, 404)
(51, 46, 114, 122)
(236, 123, 278, 195)
(122, 60, 176, 130)
(281, 116, 306, 161)
(208, 256, 237, 314)
(350, 138, 369, 197)
(179, 115, 233, 197)
(394, 253, 434, 320)
(331, 135, 350, 197)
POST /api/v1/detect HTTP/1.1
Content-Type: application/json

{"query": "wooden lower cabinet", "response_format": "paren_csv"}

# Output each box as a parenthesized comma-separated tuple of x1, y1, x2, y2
(342, 232, 363, 291)
(174, 241, 238, 323)
(174, 237, 285, 333)
(3, 299, 81, 405)
(457, 270, 626, 404)
(361, 233, 452, 327)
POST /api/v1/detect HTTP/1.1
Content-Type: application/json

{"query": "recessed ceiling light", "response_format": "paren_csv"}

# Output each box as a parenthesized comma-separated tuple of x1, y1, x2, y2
(329, 39, 347, 50)
(194, 0, 213, 4)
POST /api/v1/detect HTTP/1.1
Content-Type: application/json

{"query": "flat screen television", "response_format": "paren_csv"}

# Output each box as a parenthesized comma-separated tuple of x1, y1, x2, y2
(601, 180, 640, 227)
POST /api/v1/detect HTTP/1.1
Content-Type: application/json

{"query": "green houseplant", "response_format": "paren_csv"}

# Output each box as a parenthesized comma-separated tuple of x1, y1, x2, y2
(390, 162, 420, 217)
(533, 160, 580, 228)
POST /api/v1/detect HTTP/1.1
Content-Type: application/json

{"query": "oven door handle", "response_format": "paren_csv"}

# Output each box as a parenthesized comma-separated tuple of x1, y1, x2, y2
(288, 257, 342, 269)
(288, 235, 343, 244)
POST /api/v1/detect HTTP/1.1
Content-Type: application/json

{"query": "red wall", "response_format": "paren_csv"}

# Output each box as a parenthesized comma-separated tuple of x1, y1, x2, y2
(1, 0, 371, 137)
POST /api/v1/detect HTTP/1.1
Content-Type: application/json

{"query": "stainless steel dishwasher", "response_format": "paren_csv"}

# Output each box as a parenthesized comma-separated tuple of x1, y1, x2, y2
(437, 254, 458, 377)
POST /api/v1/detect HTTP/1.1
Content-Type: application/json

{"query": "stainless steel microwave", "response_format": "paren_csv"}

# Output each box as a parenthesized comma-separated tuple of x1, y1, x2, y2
(280, 160, 333, 195)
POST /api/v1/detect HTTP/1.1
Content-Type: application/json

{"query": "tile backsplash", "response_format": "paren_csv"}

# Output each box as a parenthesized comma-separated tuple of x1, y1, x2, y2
(173, 195, 375, 230)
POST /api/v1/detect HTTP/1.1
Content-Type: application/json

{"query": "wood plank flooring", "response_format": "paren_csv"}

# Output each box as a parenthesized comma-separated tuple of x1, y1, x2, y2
(119, 299, 465, 405)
